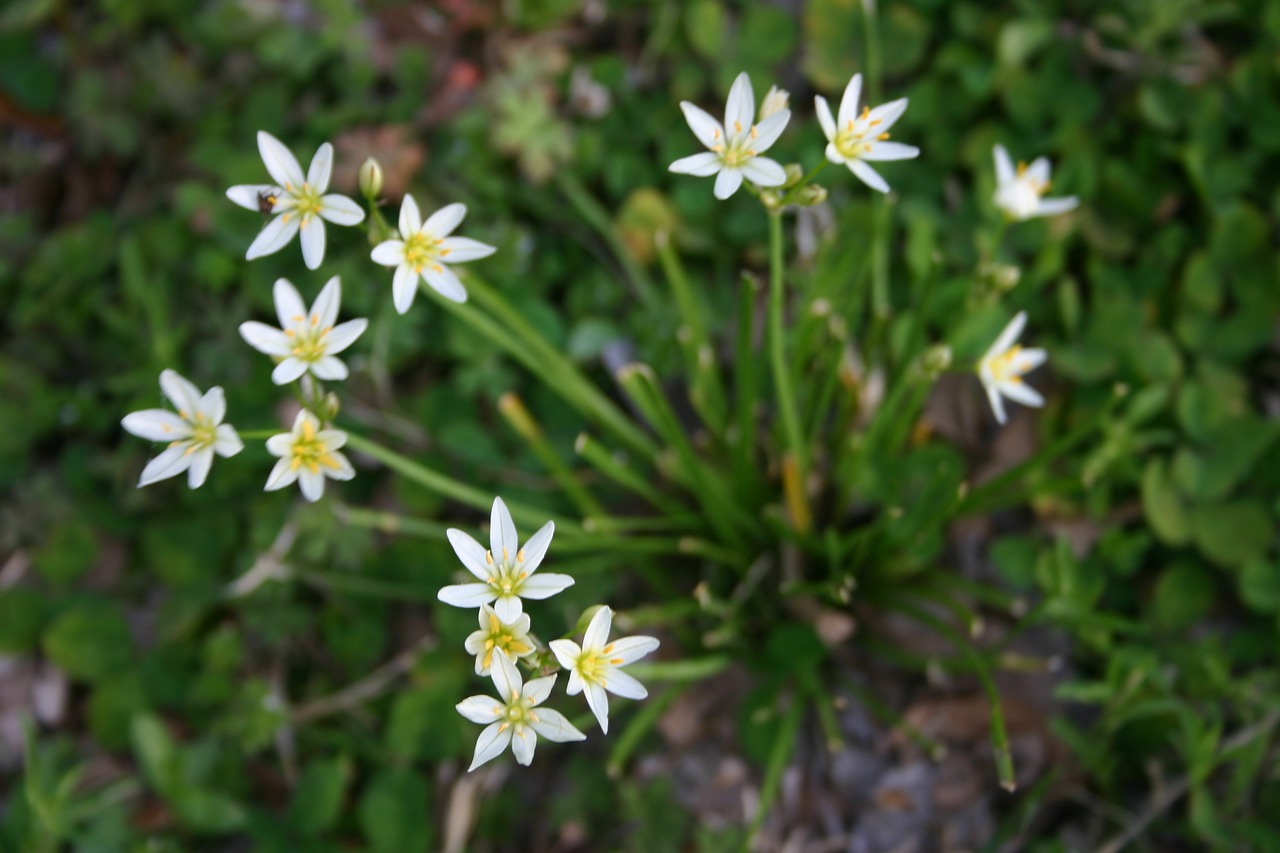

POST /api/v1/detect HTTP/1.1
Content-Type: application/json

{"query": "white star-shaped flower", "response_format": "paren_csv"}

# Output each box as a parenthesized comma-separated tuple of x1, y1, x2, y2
(239, 277, 368, 385)
(437, 497, 574, 621)
(977, 311, 1047, 425)
(264, 409, 355, 502)
(549, 606, 659, 734)
(669, 71, 791, 200)
(465, 603, 536, 676)
(992, 145, 1078, 221)
(227, 131, 366, 270)
(815, 73, 919, 193)
(122, 370, 244, 489)
(456, 652, 586, 771)
(370, 195, 495, 314)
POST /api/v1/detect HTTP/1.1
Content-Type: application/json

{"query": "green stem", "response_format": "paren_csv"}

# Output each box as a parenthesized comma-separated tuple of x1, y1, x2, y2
(732, 271, 761, 488)
(742, 697, 803, 853)
(237, 429, 281, 440)
(497, 393, 605, 518)
(555, 172, 659, 310)
(767, 213, 809, 524)
(573, 432, 690, 517)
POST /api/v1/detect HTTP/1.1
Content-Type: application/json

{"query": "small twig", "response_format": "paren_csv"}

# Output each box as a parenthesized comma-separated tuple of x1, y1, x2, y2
(290, 634, 437, 725)
(224, 518, 298, 599)
(1096, 709, 1280, 853)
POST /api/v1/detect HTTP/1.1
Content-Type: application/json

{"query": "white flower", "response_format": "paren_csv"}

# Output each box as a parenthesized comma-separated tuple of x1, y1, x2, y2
(122, 370, 243, 489)
(239, 277, 368, 385)
(669, 71, 791, 200)
(264, 409, 355, 502)
(992, 145, 1078, 221)
(438, 497, 574, 621)
(759, 85, 790, 121)
(814, 73, 919, 193)
(370, 196, 495, 314)
(456, 652, 586, 771)
(465, 604, 536, 676)
(977, 311, 1047, 425)
(549, 606, 659, 734)
(226, 131, 366, 270)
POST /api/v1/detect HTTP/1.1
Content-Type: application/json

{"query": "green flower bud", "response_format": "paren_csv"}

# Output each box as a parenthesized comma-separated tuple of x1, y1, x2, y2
(358, 156, 383, 200)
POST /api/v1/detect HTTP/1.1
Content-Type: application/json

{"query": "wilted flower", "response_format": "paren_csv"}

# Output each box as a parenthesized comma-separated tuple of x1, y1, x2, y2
(669, 71, 791, 200)
(370, 196, 496, 314)
(992, 145, 1078, 221)
(226, 132, 366, 270)
(122, 370, 243, 489)
(815, 73, 919, 193)
(550, 606, 659, 734)
(438, 497, 574, 620)
(456, 652, 585, 771)
(465, 603, 536, 676)
(264, 409, 355, 502)
(239, 277, 368, 385)
(977, 311, 1047, 424)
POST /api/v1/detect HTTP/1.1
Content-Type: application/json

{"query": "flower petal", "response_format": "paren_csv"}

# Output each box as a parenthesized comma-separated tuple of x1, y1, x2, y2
(548, 639, 580, 671)
(724, 72, 754, 134)
(265, 433, 294, 457)
(398, 195, 421, 236)
(984, 382, 1008, 425)
(300, 219, 326, 270)
(324, 318, 367, 354)
(740, 157, 786, 187)
(678, 102, 724, 150)
(438, 583, 496, 609)
(456, 695, 504, 724)
(516, 521, 554, 575)
(584, 606, 613, 651)
(311, 276, 342, 328)
(750, 110, 790, 153)
(439, 237, 495, 263)
(159, 369, 202, 416)
(273, 278, 307, 329)
(668, 152, 722, 177)
(264, 457, 299, 491)
(523, 674, 557, 707)
(186, 448, 214, 489)
(814, 96, 836, 142)
(606, 635, 660, 665)
(214, 424, 243, 457)
(319, 194, 365, 226)
(197, 386, 226, 424)
(298, 468, 326, 501)
(510, 726, 536, 766)
(1014, 347, 1048, 373)
(258, 131, 305, 188)
(246, 214, 300, 260)
(468, 721, 512, 772)
(307, 142, 333, 192)
(866, 97, 909, 134)
(489, 497, 519, 563)
(848, 159, 889, 194)
(999, 380, 1045, 408)
(447, 528, 495, 581)
(392, 265, 418, 314)
(528, 708, 586, 743)
(601, 668, 647, 700)
(371, 240, 405, 267)
(836, 73, 863, 127)
(240, 321, 292, 356)
(423, 264, 468, 303)
(493, 594, 523, 623)
(583, 681, 610, 734)
(271, 358, 309, 385)
(310, 356, 348, 381)
(1026, 156, 1051, 184)
(985, 312, 1027, 362)
(323, 450, 355, 481)
(122, 410, 192, 442)
(713, 168, 744, 199)
(490, 651, 522, 701)
(138, 444, 194, 487)
(227, 184, 279, 211)
(862, 141, 920, 162)
(993, 145, 1015, 185)
(423, 203, 466, 239)
(1034, 196, 1078, 217)
(518, 573, 574, 600)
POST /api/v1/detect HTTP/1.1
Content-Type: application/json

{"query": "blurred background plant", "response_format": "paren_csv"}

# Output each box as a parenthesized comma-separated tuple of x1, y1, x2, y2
(2, 0, 1279, 851)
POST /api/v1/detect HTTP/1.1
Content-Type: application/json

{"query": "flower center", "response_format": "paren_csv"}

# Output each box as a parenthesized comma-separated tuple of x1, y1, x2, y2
(485, 548, 528, 595)
(834, 106, 889, 160)
(402, 233, 445, 275)
(288, 419, 341, 474)
(575, 642, 623, 686)
(285, 312, 332, 362)
(711, 121, 759, 168)
(986, 345, 1024, 383)
(482, 612, 531, 670)
(292, 184, 324, 219)
(497, 692, 538, 732)
(173, 413, 218, 453)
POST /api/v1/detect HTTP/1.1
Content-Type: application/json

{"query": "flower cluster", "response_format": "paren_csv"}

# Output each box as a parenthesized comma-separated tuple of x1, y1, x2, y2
(440, 498, 660, 769)
(123, 131, 498, 497)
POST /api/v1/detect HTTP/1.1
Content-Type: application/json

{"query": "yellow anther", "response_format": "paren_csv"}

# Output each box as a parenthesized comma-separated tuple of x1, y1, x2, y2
(485, 551, 494, 565)
(611, 657, 624, 665)
(516, 548, 525, 563)
(502, 547, 510, 563)
(878, 132, 890, 140)
(602, 643, 615, 654)
(750, 126, 758, 139)
(734, 120, 742, 133)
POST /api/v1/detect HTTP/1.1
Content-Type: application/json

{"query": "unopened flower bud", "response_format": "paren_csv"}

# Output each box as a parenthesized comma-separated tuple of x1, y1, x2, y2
(759, 188, 783, 212)
(759, 86, 790, 121)
(917, 344, 953, 381)
(358, 156, 383, 199)
(783, 163, 804, 188)
(796, 184, 828, 206)
(320, 391, 341, 422)
(990, 263, 1021, 293)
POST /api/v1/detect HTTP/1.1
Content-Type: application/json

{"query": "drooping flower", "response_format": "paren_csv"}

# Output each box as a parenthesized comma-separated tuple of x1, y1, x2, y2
(438, 497, 574, 621)
(264, 409, 355, 502)
(669, 71, 791, 200)
(369, 196, 495, 314)
(122, 370, 244, 489)
(456, 652, 586, 771)
(549, 606, 659, 734)
(239, 277, 368, 385)
(992, 145, 1078, 221)
(977, 311, 1047, 425)
(226, 131, 366, 270)
(814, 73, 919, 193)
(465, 603, 536, 676)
